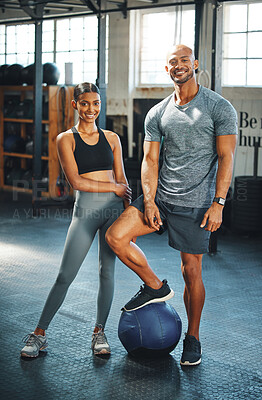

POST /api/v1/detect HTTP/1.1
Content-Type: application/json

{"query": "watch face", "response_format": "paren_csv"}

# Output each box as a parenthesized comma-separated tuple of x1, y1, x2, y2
(218, 198, 225, 205)
(214, 197, 225, 205)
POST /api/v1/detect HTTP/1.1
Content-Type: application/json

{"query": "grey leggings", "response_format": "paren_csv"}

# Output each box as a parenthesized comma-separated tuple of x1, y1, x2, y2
(37, 191, 124, 330)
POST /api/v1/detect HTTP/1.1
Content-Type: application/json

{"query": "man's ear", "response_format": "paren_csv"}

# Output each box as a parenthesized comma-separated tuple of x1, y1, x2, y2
(194, 60, 199, 70)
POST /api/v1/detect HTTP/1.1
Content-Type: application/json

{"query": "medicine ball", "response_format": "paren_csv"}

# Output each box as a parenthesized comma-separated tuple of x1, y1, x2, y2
(118, 303, 182, 358)
(20, 64, 35, 85)
(0, 64, 10, 84)
(4, 135, 26, 153)
(42, 136, 49, 156)
(4, 158, 20, 184)
(14, 99, 34, 119)
(43, 62, 60, 85)
(5, 168, 23, 186)
(21, 169, 33, 189)
(4, 121, 21, 136)
(4, 97, 20, 118)
(41, 176, 49, 191)
(25, 139, 34, 154)
(4, 64, 24, 85)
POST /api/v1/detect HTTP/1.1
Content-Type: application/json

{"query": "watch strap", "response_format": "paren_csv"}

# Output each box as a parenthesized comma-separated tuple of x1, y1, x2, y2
(213, 197, 226, 206)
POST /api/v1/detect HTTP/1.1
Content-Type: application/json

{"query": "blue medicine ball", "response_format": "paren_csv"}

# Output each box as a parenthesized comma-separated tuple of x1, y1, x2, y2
(4, 135, 26, 153)
(118, 302, 182, 358)
(43, 63, 60, 85)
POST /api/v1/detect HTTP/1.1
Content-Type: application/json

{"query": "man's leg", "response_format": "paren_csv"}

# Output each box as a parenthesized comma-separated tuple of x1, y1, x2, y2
(106, 206, 174, 310)
(180, 252, 204, 366)
(181, 252, 205, 340)
(106, 206, 162, 288)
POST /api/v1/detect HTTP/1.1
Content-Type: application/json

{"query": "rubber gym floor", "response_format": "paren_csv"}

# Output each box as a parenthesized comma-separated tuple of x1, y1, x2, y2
(0, 191, 261, 400)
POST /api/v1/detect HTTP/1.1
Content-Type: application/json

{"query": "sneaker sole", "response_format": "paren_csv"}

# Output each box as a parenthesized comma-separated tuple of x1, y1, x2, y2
(20, 344, 48, 358)
(93, 349, 111, 355)
(180, 357, 201, 366)
(123, 289, 175, 312)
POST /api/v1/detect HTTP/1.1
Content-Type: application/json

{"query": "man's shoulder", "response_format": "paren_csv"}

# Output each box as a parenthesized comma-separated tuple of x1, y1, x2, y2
(200, 86, 234, 108)
(148, 93, 173, 117)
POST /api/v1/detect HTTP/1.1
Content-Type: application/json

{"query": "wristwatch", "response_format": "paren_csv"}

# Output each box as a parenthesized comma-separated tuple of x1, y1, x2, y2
(213, 197, 226, 206)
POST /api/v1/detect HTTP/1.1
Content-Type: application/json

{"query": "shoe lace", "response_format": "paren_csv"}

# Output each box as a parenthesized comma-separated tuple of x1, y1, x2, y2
(132, 285, 145, 299)
(22, 333, 42, 347)
(94, 331, 107, 345)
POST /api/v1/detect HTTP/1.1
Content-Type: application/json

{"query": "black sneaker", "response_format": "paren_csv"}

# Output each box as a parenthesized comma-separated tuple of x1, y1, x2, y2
(123, 279, 174, 311)
(180, 334, 202, 366)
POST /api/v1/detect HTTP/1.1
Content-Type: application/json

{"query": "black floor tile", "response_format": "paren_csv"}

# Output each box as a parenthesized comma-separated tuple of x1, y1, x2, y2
(0, 192, 262, 400)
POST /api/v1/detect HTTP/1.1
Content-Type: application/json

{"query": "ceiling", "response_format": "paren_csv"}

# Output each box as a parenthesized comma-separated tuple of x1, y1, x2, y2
(0, 0, 186, 23)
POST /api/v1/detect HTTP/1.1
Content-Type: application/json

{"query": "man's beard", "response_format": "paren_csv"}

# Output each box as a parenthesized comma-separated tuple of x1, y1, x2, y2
(171, 70, 194, 84)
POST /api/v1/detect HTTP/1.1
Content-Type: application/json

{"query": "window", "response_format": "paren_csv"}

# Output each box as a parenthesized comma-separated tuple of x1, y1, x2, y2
(55, 16, 98, 84)
(223, 1, 262, 87)
(42, 20, 55, 64)
(0, 15, 102, 85)
(139, 7, 195, 85)
(0, 25, 6, 65)
(5, 24, 35, 65)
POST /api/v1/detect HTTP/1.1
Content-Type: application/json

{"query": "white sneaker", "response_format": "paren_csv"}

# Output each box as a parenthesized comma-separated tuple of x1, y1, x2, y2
(21, 333, 48, 358)
(91, 331, 111, 355)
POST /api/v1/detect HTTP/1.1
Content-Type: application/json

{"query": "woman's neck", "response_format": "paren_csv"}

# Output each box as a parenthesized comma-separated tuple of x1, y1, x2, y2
(76, 121, 98, 134)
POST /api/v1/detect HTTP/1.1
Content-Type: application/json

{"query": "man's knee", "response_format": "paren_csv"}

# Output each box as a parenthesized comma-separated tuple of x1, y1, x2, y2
(105, 225, 122, 252)
(106, 206, 146, 252)
(181, 253, 203, 283)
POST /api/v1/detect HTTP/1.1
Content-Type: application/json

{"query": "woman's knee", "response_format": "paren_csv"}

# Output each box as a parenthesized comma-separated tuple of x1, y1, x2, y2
(56, 271, 75, 286)
(99, 268, 114, 285)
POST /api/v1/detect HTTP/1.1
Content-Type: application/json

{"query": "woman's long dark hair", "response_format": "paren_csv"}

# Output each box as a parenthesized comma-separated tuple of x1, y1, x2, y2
(73, 82, 100, 102)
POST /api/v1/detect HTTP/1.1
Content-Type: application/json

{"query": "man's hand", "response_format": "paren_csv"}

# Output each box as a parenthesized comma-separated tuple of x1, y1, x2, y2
(144, 201, 162, 231)
(200, 203, 223, 232)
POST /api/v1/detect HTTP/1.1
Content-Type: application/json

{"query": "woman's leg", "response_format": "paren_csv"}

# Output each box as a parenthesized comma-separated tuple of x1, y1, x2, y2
(91, 200, 124, 355)
(37, 207, 98, 331)
(96, 216, 118, 329)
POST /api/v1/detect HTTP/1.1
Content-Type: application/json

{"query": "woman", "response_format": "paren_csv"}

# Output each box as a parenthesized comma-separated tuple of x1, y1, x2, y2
(21, 82, 131, 357)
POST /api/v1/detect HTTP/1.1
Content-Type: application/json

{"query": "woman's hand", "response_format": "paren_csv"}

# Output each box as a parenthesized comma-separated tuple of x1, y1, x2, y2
(124, 199, 131, 209)
(114, 183, 132, 201)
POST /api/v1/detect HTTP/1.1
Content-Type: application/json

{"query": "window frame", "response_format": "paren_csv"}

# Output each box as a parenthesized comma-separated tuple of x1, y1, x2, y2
(137, 5, 195, 88)
(222, 1, 262, 87)
(0, 14, 105, 85)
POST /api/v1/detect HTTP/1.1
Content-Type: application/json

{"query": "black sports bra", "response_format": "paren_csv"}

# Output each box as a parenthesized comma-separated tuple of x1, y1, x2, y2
(72, 126, 114, 175)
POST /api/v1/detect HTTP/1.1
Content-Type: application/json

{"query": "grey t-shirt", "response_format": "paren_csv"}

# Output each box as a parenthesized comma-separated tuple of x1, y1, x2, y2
(144, 85, 238, 208)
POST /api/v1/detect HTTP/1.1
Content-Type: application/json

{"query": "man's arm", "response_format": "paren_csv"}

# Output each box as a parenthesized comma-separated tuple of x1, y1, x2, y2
(200, 134, 237, 232)
(141, 140, 162, 230)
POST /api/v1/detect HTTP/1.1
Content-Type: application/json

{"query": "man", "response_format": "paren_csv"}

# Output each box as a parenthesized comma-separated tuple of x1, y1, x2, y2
(106, 44, 238, 366)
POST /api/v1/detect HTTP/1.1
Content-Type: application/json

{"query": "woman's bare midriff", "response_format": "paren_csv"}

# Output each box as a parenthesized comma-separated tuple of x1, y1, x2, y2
(80, 169, 115, 184)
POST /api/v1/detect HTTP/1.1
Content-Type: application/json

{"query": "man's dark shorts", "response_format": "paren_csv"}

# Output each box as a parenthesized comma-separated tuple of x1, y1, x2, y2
(131, 195, 211, 254)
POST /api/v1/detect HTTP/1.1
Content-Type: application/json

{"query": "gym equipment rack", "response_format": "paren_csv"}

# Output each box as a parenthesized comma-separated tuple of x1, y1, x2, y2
(0, 85, 74, 199)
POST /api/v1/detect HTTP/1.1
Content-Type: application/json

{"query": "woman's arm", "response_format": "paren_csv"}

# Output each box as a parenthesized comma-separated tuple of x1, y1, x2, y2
(56, 132, 128, 196)
(108, 131, 132, 206)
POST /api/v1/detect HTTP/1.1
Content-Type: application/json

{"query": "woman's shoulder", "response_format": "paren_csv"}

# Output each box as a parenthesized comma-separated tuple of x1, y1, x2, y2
(57, 129, 74, 143)
(56, 129, 75, 152)
(102, 129, 120, 143)
(101, 129, 122, 152)
(101, 129, 118, 137)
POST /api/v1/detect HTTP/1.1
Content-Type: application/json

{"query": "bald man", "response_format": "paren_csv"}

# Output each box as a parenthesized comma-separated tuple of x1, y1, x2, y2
(106, 44, 238, 366)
